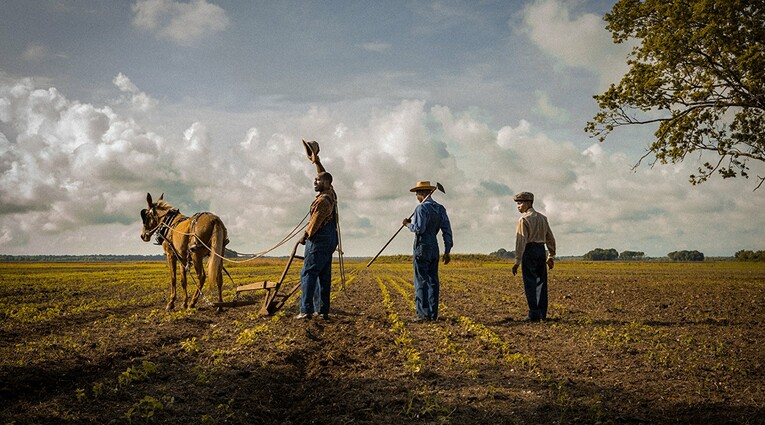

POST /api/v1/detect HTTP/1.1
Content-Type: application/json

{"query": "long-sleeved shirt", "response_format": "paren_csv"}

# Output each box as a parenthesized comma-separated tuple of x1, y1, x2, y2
(305, 189, 336, 239)
(407, 198, 453, 254)
(514, 207, 556, 265)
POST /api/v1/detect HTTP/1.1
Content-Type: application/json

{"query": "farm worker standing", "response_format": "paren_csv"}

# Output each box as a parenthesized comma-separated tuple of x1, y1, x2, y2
(403, 181, 453, 322)
(511, 191, 556, 322)
(296, 141, 338, 320)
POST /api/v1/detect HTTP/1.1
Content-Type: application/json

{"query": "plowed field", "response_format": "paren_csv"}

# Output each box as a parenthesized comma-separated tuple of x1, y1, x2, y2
(1, 259, 764, 424)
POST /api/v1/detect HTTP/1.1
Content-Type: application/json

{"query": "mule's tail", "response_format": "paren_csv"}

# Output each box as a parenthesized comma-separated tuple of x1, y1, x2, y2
(208, 218, 227, 303)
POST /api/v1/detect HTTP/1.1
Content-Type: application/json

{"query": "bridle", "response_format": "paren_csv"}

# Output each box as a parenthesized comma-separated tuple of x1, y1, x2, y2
(141, 207, 180, 245)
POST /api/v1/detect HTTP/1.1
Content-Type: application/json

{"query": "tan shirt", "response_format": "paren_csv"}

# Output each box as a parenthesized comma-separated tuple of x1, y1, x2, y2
(514, 207, 556, 265)
(305, 189, 336, 238)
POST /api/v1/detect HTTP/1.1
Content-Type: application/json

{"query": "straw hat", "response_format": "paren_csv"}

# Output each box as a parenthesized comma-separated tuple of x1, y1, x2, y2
(513, 191, 534, 202)
(302, 139, 320, 160)
(410, 181, 436, 192)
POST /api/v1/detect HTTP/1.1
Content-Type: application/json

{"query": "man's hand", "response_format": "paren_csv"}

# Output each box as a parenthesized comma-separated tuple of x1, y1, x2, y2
(443, 253, 451, 265)
(547, 258, 554, 270)
(402, 217, 411, 227)
(299, 233, 307, 245)
(512, 264, 519, 276)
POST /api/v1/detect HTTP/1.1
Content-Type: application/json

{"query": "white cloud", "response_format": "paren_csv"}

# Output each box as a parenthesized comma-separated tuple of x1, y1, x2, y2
(113, 73, 158, 112)
(520, 0, 633, 89)
(0, 77, 763, 257)
(131, 0, 230, 45)
(0, 79, 173, 232)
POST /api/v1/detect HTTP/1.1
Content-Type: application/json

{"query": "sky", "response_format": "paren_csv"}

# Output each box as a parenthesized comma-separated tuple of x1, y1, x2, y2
(0, 0, 763, 258)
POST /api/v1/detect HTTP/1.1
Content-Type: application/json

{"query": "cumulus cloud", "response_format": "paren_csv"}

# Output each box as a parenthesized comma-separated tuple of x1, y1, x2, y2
(0, 77, 763, 257)
(0, 78, 177, 233)
(113, 73, 158, 111)
(131, 0, 230, 45)
(520, 0, 633, 89)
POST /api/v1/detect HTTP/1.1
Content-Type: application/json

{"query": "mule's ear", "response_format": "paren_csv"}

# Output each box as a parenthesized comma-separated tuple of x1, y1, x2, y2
(147, 193, 153, 207)
(159, 193, 164, 201)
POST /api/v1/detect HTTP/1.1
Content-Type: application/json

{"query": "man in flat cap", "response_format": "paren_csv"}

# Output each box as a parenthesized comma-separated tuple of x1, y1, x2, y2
(511, 191, 556, 322)
(296, 140, 338, 320)
(403, 181, 453, 322)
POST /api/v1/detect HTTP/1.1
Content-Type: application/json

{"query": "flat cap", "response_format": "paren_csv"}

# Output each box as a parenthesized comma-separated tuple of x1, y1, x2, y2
(513, 191, 534, 202)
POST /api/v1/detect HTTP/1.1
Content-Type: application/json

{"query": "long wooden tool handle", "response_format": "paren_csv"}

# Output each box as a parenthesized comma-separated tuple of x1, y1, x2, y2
(366, 224, 406, 267)
(366, 187, 439, 268)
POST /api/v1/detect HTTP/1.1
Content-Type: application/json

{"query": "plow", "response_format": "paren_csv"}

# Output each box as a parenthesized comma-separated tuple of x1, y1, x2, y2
(212, 240, 310, 316)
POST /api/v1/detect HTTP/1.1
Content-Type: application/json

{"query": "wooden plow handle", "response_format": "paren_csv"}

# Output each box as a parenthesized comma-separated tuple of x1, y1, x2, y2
(258, 240, 302, 316)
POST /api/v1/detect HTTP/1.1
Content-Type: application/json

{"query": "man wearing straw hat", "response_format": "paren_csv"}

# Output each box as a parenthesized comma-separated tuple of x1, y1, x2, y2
(511, 191, 556, 322)
(295, 140, 338, 320)
(403, 181, 453, 322)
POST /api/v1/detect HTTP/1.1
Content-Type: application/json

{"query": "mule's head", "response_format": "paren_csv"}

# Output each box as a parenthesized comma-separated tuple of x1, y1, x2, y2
(140, 192, 163, 242)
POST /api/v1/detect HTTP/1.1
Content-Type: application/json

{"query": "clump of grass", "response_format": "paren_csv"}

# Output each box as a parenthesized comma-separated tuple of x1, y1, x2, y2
(180, 337, 200, 353)
(235, 324, 270, 347)
(118, 361, 158, 387)
(404, 384, 456, 421)
(124, 395, 173, 423)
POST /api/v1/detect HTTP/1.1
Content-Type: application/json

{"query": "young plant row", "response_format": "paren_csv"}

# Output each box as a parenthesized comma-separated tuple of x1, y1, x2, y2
(376, 276, 423, 376)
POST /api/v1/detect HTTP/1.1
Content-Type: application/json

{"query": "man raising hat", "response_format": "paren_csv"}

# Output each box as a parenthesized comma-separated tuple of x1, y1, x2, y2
(511, 191, 556, 322)
(403, 181, 453, 322)
(295, 140, 338, 320)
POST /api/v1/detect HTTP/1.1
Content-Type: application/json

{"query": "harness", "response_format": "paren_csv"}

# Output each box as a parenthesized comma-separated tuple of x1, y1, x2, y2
(154, 209, 183, 245)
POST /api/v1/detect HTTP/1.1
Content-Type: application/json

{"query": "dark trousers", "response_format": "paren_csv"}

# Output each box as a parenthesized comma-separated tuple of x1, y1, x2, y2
(300, 221, 337, 315)
(413, 243, 440, 320)
(522, 243, 548, 320)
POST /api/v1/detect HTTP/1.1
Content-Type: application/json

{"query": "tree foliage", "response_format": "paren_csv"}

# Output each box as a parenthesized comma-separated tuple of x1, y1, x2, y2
(735, 249, 765, 261)
(489, 248, 516, 260)
(619, 250, 645, 260)
(586, 0, 765, 189)
(583, 248, 620, 261)
(668, 250, 705, 261)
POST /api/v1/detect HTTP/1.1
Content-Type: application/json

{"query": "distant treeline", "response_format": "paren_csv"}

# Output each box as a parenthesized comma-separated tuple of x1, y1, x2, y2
(735, 250, 765, 262)
(489, 248, 516, 260)
(581, 248, 706, 261)
(0, 254, 165, 262)
(667, 250, 705, 262)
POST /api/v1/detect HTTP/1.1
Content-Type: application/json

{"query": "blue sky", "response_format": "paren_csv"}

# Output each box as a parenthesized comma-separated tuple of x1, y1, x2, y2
(1, 0, 763, 257)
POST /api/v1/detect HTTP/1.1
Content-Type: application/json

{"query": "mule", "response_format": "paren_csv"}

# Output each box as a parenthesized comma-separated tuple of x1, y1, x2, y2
(140, 193, 228, 311)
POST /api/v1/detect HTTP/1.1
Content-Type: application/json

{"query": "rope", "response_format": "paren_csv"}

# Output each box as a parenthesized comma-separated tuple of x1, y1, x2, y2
(334, 202, 348, 295)
(159, 211, 310, 264)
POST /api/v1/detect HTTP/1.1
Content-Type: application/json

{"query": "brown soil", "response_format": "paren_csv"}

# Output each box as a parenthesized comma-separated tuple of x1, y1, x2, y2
(1, 260, 764, 424)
